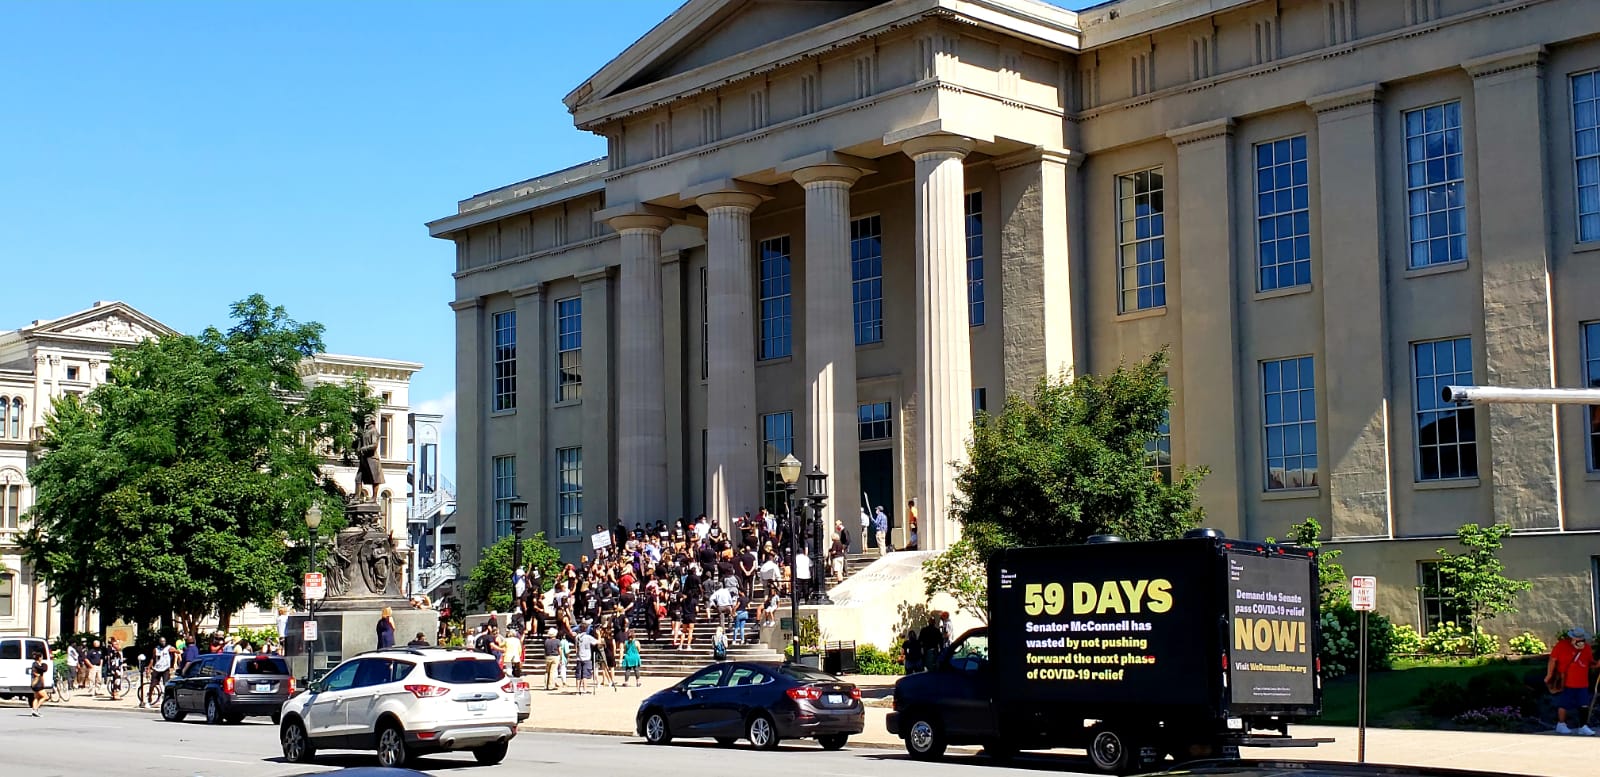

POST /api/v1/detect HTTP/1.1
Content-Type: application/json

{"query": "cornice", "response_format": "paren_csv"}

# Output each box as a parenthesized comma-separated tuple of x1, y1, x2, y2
(993, 146, 1082, 171)
(452, 233, 617, 281)
(577, 267, 612, 285)
(1463, 44, 1547, 80)
(510, 283, 546, 300)
(448, 298, 482, 312)
(1167, 117, 1234, 147)
(1306, 83, 1384, 116)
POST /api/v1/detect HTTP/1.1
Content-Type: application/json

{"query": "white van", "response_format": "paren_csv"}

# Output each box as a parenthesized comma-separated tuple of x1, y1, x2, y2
(0, 636, 52, 698)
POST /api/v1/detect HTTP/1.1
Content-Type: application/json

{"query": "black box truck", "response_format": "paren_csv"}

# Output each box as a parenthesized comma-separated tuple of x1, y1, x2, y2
(886, 530, 1329, 773)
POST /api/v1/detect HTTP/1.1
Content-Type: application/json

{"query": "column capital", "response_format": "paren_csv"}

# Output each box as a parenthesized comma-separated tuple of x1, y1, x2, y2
(595, 202, 679, 233)
(993, 146, 1083, 172)
(576, 267, 612, 286)
(685, 179, 773, 213)
(1166, 117, 1235, 148)
(1307, 83, 1383, 118)
(898, 133, 975, 161)
(510, 283, 546, 299)
(1463, 45, 1546, 82)
(778, 150, 876, 188)
(448, 297, 482, 312)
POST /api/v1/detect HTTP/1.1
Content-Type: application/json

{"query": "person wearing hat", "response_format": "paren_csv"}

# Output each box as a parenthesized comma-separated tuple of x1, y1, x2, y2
(1547, 627, 1596, 735)
(542, 628, 561, 691)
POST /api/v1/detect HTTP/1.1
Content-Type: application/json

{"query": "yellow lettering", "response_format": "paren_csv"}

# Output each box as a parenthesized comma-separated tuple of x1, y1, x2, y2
(1234, 618, 1254, 651)
(1147, 579, 1173, 613)
(1097, 581, 1127, 614)
(1119, 579, 1149, 613)
(1073, 582, 1097, 614)
(1272, 619, 1297, 652)
(1253, 619, 1272, 649)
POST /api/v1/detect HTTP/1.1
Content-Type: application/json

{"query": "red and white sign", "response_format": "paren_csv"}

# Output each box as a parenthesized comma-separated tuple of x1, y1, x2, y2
(304, 572, 325, 602)
(302, 621, 319, 642)
(1350, 576, 1378, 612)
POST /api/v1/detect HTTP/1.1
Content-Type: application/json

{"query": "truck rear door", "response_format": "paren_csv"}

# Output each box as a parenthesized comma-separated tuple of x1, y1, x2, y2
(1224, 548, 1319, 715)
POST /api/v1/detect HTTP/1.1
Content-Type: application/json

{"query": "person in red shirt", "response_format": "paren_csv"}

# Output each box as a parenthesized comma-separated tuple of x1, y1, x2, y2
(1546, 627, 1596, 735)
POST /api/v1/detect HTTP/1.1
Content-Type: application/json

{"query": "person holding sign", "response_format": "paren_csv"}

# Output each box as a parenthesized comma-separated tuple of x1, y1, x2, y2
(1547, 628, 1596, 735)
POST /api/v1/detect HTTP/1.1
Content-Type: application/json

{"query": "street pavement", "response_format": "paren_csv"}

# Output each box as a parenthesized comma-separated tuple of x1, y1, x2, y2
(4, 677, 1588, 776)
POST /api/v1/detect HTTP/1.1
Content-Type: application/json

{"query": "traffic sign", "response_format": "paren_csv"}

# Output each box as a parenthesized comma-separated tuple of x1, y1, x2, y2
(1351, 575, 1377, 612)
(303, 620, 318, 641)
(304, 572, 325, 602)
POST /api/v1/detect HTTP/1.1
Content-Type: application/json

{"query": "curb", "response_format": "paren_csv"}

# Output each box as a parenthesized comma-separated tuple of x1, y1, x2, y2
(2, 699, 161, 717)
(518, 725, 966, 752)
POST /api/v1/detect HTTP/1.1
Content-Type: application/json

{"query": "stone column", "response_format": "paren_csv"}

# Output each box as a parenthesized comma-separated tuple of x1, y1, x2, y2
(449, 297, 486, 570)
(695, 189, 766, 525)
(1168, 118, 1244, 538)
(792, 161, 865, 535)
(903, 133, 976, 552)
(1465, 46, 1561, 530)
(1309, 85, 1393, 539)
(608, 213, 673, 525)
(31, 354, 44, 431)
(579, 268, 615, 529)
(512, 284, 547, 538)
(997, 147, 1085, 397)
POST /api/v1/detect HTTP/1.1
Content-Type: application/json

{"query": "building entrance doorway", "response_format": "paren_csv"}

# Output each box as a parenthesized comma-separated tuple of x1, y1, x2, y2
(859, 449, 894, 550)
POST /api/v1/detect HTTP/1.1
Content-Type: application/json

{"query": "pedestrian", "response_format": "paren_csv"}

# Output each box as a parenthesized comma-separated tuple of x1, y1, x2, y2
(598, 626, 618, 691)
(713, 626, 728, 662)
(905, 499, 918, 550)
(622, 631, 643, 686)
(576, 626, 598, 694)
(406, 632, 430, 648)
(144, 637, 178, 709)
(920, 617, 945, 669)
(543, 629, 561, 691)
(85, 639, 105, 697)
(65, 640, 81, 693)
(902, 630, 924, 673)
(558, 633, 572, 688)
(1547, 627, 1596, 735)
(503, 628, 523, 678)
(859, 506, 872, 551)
(732, 592, 750, 645)
(873, 506, 890, 554)
(794, 547, 813, 600)
(28, 648, 49, 717)
(376, 606, 396, 650)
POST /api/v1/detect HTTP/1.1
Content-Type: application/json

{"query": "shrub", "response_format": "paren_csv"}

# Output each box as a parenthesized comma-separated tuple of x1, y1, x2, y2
(1417, 670, 1536, 718)
(1469, 630, 1500, 657)
(50, 631, 98, 653)
(232, 626, 279, 650)
(853, 644, 903, 676)
(1509, 632, 1547, 656)
(1392, 624, 1423, 654)
(1319, 602, 1396, 678)
(1421, 622, 1470, 655)
(1453, 705, 1532, 731)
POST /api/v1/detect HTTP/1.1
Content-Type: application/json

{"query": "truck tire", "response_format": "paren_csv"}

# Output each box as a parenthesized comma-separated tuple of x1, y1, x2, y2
(1088, 724, 1140, 774)
(903, 714, 947, 760)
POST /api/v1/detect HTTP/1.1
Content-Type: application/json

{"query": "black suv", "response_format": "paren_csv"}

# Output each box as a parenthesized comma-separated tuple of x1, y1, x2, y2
(161, 652, 294, 725)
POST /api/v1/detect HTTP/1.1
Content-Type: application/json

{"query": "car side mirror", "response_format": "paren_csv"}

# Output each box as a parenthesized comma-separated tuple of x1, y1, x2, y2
(684, 687, 694, 699)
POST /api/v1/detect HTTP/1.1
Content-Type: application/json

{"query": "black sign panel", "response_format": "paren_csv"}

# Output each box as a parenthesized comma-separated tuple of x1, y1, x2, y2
(990, 542, 1213, 706)
(1226, 551, 1316, 706)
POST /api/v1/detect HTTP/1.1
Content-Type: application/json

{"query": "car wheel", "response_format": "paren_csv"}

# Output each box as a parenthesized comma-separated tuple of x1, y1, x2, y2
(715, 737, 737, 747)
(817, 734, 848, 751)
(376, 723, 411, 768)
(204, 696, 223, 725)
(281, 718, 316, 763)
(904, 714, 947, 761)
(160, 694, 186, 722)
(473, 741, 509, 765)
(747, 713, 779, 751)
(643, 711, 672, 745)
(1088, 724, 1139, 775)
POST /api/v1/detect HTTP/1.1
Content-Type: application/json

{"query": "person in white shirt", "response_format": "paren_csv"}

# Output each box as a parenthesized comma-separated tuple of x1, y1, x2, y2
(710, 584, 736, 632)
(859, 507, 871, 550)
(694, 516, 710, 542)
(759, 556, 781, 598)
(794, 549, 813, 600)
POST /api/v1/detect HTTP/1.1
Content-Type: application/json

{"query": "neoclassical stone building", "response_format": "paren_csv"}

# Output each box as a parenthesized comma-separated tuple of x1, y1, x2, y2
(432, 0, 1600, 638)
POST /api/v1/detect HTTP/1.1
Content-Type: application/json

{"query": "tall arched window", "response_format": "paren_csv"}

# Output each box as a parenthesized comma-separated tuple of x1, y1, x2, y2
(0, 398, 9, 439)
(9, 399, 20, 439)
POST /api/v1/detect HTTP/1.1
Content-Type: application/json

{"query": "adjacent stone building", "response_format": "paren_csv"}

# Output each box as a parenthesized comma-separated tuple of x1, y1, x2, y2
(431, 0, 1600, 639)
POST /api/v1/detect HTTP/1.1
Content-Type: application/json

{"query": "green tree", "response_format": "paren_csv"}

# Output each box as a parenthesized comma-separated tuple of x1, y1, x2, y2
(1271, 517, 1349, 608)
(21, 295, 372, 637)
(951, 349, 1206, 560)
(921, 538, 989, 623)
(1434, 523, 1531, 633)
(465, 533, 563, 613)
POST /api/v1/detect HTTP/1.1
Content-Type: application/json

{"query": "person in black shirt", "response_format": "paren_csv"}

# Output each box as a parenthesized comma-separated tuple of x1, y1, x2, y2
(406, 632, 430, 647)
(919, 618, 945, 670)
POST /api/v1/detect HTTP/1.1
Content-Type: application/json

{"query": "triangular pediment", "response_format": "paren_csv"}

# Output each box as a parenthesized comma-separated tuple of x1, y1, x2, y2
(570, 0, 888, 109)
(23, 301, 177, 344)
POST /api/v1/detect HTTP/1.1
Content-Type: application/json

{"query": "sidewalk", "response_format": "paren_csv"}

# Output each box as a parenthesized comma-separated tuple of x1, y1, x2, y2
(515, 674, 1591, 777)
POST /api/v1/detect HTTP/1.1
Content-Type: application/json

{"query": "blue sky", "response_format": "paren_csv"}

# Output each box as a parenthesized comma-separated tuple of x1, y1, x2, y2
(3, 0, 1095, 482)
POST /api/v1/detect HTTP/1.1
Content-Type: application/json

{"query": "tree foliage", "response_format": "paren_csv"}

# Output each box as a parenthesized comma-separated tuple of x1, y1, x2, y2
(921, 538, 989, 623)
(1270, 517, 1349, 608)
(465, 533, 564, 614)
(951, 349, 1206, 560)
(21, 295, 373, 637)
(1433, 523, 1531, 629)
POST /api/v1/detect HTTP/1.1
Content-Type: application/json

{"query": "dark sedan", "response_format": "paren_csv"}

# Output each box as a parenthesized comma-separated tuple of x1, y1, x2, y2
(636, 662, 864, 750)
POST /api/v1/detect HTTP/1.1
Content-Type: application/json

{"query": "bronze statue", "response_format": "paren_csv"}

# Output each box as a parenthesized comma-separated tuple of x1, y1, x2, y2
(354, 414, 383, 502)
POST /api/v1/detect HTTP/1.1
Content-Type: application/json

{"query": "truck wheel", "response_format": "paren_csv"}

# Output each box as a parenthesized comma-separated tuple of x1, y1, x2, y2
(904, 715, 947, 760)
(1088, 724, 1139, 774)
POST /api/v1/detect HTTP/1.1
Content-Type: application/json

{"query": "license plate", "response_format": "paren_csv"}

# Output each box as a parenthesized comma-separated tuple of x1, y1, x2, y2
(468, 701, 487, 711)
(826, 694, 843, 705)
(254, 683, 272, 693)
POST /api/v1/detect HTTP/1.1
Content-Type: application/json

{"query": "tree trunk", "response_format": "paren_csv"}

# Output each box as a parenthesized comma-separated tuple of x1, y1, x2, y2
(218, 609, 232, 635)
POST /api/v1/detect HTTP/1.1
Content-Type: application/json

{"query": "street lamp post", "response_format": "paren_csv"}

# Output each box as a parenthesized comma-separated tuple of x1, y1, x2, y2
(775, 453, 802, 664)
(304, 502, 322, 683)
(509, 498, 528, 616)
(804, 466, 831, 605)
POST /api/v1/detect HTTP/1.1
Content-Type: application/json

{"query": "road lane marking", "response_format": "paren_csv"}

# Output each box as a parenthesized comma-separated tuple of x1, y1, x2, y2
(164, 755, 253, 765)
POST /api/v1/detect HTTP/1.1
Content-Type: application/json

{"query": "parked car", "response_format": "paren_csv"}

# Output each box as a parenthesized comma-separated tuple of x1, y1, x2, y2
(636, 662, 863, 751)
(161, 652, 294, 724)
(278, 648, 518, 768)
(0, 636, 52, 700)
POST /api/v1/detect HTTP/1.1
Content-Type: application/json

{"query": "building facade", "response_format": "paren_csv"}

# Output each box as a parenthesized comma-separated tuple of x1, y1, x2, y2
(0, 303, 429, 637)
(432, 0, 1600, 639)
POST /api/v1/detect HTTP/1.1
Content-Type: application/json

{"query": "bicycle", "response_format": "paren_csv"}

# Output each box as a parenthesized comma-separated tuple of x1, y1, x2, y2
(106, 665, 131, 699)
(51, 678, 73, 702)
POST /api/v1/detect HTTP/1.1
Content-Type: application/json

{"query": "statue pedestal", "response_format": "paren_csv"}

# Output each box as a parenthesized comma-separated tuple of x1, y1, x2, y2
(284, 608, 440, 681)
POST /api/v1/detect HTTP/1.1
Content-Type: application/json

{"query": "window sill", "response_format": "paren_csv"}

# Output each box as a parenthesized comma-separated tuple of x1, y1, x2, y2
(1116, 306, 1167, 322)
(1582, 471, 1600, 482)
(490, 409, 517, 418)
(552, 399, 583, 409)
(1404, 261, 1469, 279)
(553, 535, 583, 544)
(1414, 476, 1480, 491)
(856, 341, 885, 352)
(1254, 284, 1313, 302)
(1261, 487, 1320, 501)
(1572, 241, 1600, 255)
(757, 356, 794, 367)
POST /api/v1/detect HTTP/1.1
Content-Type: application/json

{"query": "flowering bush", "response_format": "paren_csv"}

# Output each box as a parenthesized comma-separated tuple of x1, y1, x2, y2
(1391, 623, 1423, 654)
(1319, 602, 1396, 678)
(1508, 632, 1547, 656)
(1453, 705, 1532, 731)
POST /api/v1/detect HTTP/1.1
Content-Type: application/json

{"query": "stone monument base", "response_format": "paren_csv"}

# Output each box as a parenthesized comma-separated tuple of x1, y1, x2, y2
(284, 608, 440, 681)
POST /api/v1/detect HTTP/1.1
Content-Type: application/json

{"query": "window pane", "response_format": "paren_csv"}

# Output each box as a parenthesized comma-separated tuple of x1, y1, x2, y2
(1404, 103, 1467, 268)
(1262, 357, 1317, 490)
(1117, 169, 1166, 312)
(1413, 337, 1477, 481)
(1254, 136, 1312, 290)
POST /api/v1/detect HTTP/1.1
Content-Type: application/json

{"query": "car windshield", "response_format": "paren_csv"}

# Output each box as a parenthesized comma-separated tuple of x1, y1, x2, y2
(424, 658, 504, 684)
(235, 657, 289, 675)
(776, 666, 838, 683)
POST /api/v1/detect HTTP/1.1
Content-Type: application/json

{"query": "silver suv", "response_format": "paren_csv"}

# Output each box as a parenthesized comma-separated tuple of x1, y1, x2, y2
(278, 648, 518, 768)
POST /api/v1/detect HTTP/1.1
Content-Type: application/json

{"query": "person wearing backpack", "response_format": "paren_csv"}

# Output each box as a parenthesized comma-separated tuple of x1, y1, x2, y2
(712, 626, 728, 662)
(1547, 627, 1597, 735)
